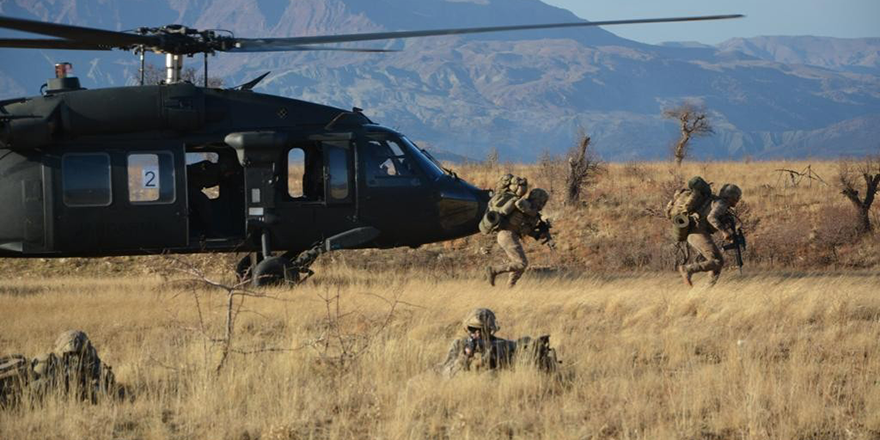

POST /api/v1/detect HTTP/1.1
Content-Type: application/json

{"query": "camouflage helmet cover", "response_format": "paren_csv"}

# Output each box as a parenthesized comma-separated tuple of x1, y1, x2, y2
(719, 184, 742, 203)
(527, 188, 549, 210)
(53, 330, 92, 357)
(462, 308, 499, 335)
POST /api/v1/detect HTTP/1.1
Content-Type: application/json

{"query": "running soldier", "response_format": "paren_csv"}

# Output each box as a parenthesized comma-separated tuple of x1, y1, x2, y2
(673, 183, 743, 287)
(437, 308, 558, 378)
(483, 184, 551, 288)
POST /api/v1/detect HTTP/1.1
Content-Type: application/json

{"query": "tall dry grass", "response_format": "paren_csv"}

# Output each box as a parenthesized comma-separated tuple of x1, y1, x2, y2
(1, 266, 878, 439)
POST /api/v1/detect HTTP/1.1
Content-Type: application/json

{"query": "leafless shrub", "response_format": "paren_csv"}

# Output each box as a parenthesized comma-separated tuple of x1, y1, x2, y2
(811, 205, 863, 264)
(155, 255, 297, 374)
(484, 147, 499, 169)
(307, 288, 405, 372)
(537, 149, 563, 197)
(564, 133, 605, 207)
(837, 155, 880, 234)
(663, 102, 714, 166)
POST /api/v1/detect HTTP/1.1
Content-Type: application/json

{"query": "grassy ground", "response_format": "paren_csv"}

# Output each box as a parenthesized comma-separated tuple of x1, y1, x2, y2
(1, 266, 878, 440)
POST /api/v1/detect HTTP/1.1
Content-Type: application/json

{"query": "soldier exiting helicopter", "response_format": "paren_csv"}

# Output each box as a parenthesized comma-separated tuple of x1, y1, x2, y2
(187, 153, 241, 237)
(481, 174, 552, 288)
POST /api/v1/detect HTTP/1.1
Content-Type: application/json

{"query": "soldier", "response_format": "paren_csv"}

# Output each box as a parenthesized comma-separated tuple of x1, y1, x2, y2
(187, 153, 239, 236)
(437, 308, 558, 378)
(676, 183, 743, 287)
(0, 330, 115, 405)
(486, 187, 550, 288)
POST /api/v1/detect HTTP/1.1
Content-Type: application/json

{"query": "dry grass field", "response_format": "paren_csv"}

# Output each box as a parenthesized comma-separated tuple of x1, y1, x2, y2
(1, 267, 879, 440)
(2, 160, 879, 439)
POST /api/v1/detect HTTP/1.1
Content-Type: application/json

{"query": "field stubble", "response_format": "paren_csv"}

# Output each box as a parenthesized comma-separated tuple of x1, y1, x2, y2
(1, 266, 878, 440)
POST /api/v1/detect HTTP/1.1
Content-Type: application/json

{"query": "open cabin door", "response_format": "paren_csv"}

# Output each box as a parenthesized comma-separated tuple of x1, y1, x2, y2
(52, 143, 188, 254)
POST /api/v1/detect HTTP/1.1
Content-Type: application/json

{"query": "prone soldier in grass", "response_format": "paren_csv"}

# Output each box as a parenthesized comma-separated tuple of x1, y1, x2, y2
(437, 308, 559, 378)
(0, 330, 116, 405)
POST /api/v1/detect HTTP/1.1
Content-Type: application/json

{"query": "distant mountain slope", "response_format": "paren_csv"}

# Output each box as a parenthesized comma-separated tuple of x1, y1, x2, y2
(717, 36, 880, 74)
(1, 0, 878, 160)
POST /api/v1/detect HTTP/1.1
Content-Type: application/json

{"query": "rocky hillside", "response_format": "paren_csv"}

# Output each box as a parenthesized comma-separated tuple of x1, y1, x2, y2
(1, 0, 878, 160)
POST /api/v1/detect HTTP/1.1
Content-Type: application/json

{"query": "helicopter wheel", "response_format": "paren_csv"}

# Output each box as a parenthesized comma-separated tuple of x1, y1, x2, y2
(235, 253, 262, 284)
(252, 256, 299, 287)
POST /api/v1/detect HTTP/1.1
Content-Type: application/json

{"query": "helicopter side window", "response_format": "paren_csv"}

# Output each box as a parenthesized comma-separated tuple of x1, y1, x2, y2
(364, 139, 420, 187)
(288, 146, 324, 201)
(127, 153, 176, 204)
(324, 143, 350, 201)
(62, 153, 112, 207)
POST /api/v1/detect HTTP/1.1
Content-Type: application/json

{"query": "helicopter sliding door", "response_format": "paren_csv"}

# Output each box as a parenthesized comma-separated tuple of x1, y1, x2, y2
(274, 138, 357, 252)
(51, 143, 188, 255)
(357, 132, 435, 246)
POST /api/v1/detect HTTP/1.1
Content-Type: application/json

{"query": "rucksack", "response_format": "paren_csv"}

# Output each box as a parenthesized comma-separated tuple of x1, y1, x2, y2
(667, 176, 713, 241)
(0, 355, 30, 405)
(480, 174, 529, 234)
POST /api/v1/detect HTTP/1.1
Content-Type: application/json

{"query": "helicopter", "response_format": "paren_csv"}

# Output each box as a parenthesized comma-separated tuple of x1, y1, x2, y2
(0, 12, 741, 285)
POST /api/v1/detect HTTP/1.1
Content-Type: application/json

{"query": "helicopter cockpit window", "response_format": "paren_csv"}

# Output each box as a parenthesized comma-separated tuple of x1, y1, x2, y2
(62, 153, 112, 207)
(364, 138, 420, 187)
(128, 153, 176, 204)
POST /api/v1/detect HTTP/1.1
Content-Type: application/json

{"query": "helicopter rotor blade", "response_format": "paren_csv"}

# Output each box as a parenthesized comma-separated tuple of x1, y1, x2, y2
(229, 45, 400, 53)
(0, 38, 113, 50)
(0, 15, 156, 47)
(227, 14, 743, 52)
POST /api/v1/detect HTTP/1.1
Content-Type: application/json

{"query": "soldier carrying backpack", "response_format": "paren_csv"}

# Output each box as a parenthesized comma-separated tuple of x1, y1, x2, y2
(479, 174, 552, 288)
(666, 177, 743, 287)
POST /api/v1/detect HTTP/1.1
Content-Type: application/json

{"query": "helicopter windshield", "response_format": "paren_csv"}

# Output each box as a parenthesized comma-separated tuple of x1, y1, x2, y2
(363, 130, 446, 183)
(399, 136, 450, 179)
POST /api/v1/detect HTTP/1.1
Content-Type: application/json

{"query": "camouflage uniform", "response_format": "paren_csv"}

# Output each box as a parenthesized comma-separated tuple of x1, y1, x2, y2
(437, 308, 558, 378)
(0, 330, 115, 405)
(678, 184, 742, 287)
(487, 188, 549, 288)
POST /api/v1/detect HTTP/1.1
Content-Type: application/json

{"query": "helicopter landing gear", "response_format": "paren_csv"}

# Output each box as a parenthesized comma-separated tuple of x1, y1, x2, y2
(252, 256, 298, 286)
(238, 226, 381, 287)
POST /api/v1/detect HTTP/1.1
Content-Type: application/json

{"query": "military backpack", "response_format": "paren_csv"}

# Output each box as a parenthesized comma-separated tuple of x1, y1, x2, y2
(667, 176, 713, 241)
(0, 355, 30, 405)
(480, 174, 529, 235)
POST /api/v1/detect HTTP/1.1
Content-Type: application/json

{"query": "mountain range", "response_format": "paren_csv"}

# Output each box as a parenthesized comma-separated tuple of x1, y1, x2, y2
(1, 0, 878, 161)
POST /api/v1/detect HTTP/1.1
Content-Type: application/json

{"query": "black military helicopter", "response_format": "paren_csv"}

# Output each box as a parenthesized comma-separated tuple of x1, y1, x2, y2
(0, 13, 741, 284)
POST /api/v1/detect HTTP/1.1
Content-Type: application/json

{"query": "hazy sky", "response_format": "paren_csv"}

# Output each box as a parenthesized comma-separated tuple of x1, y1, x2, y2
(542, 0, 880, 44)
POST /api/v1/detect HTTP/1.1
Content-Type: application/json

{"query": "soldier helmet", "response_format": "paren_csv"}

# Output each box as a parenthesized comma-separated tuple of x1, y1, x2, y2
(527, 188, 549, 210)
(462, 308, 499, 335)
(719, 184, 742, 204)
(53, 330, 92, 357)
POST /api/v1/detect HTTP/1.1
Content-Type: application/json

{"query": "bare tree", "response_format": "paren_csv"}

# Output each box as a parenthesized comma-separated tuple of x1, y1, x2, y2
(838, 155, 880, 234)
(565, 133, 604, 206)
(141, 63, 224, 88)
(663, 102, 714, 166)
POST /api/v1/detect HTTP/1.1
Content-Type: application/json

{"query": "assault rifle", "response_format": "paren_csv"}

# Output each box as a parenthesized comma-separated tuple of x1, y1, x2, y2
(721, 217, 746, 274)
(531, 217, 556, 250)
(464, 336, 485, 357)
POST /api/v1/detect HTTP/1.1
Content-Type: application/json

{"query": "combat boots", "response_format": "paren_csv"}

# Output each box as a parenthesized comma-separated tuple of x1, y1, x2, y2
(677, 265, 693, 287)
(486, 267, 498, 287)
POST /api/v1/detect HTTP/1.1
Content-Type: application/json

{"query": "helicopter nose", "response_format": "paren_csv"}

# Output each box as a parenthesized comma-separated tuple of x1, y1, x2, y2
(436, 179, 489, 235)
